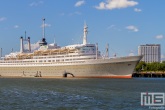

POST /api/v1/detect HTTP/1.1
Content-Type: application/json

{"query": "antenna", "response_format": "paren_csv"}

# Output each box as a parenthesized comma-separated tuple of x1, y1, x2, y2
(0, 48, 2, 58)
(114, 53, 116, 57)
(106, 43, 109, 58)
(96, 43, 98, 59)
(25, 31, 26, 40)
(54, 37, 56, 44)
(54, 34, 56, 44)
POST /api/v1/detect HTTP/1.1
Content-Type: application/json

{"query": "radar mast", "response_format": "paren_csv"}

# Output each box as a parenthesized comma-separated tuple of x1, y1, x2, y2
(39, 18, 47, 46)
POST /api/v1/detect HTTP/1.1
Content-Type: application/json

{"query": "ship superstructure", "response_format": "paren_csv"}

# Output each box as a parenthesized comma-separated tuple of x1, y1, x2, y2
(0, 19, 142, 78)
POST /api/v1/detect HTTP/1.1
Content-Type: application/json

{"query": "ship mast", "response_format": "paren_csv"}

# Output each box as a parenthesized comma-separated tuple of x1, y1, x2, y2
(83, 22, 88, 45)
(42, 18, 45, 39)
(39, 18, 47, 46)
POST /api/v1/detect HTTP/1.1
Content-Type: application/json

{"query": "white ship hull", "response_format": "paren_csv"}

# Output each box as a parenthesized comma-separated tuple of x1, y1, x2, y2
(0, 56, 142, 78)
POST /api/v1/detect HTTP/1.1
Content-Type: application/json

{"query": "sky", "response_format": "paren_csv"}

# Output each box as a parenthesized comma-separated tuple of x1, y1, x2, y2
(0, 0, 165, 58)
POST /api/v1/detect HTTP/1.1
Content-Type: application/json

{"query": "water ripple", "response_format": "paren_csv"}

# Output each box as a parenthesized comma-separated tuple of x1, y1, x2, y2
(0, 78, 165, 110)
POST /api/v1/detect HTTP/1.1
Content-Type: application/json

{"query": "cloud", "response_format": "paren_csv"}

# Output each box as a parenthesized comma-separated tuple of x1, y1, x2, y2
(134, 8, 142, 12)
(60, 11, 82, 16)
(161, 54, 165, 60)
(107, 25, 115, 29)
(155, 35, 164, 39)
(129, 52, 135, 56)
(128, 50, 135, 56)
(74, 11, 82, 15)
(69, 11, 82, 16)
(161, 55, 165, 59)
(41, 23, 51, 28)
(60, 13, 65, 16)
(29, 1, 44, 7)
(24, 41, 40, 52)
(126, 25, 139, 32)
(14, 25, 20, 29)
(107, 25, 121, 31)
(95, 0, 138, 10)
(75, 0, 85, 7)
(0, 17, 7, 22)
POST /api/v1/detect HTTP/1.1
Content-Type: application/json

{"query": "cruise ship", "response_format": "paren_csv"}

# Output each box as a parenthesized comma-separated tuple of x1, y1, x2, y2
(0, 19, 142, 78)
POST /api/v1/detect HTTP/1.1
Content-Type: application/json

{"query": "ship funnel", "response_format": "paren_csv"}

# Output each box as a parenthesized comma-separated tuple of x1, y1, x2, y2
(20, 36, 24, 53)
(83, 22, 88, 45)
(19, 32, 32, 53)
(28, 37, 31, 52)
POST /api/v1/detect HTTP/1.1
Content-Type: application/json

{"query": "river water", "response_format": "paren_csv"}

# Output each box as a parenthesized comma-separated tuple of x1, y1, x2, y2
(0, 78, 165, 110)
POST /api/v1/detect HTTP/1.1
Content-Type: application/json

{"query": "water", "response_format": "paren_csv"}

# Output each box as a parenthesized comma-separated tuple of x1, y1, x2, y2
(0, 78, 165, 110)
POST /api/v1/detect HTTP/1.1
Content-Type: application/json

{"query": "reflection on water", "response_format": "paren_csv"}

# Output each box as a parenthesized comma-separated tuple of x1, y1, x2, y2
(0, 78, 165, 110)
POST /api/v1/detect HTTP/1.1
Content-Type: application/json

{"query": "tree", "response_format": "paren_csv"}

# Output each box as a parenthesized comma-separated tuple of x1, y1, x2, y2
(135, 61, 165, 72)
(135, 61, 146, 72)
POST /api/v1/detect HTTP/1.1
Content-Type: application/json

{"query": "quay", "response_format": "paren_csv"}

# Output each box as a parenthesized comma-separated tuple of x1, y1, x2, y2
(132, 72, 165, 78)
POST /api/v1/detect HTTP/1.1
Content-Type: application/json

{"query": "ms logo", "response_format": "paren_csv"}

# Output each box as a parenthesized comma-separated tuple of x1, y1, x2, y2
(141, 92, 165, 106)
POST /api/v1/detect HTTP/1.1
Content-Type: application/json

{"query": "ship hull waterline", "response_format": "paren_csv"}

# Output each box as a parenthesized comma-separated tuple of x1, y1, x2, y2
(0, 56, 142, 78)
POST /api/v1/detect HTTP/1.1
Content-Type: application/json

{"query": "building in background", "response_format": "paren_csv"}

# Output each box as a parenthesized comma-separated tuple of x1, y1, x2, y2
(138, 44, 161, 63)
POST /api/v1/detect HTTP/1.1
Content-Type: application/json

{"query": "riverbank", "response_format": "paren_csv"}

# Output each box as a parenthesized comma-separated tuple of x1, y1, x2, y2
(132, 72, 165, 78)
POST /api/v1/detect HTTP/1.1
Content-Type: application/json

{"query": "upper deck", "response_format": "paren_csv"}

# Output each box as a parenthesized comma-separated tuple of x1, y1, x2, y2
(0, 19, 103, 64)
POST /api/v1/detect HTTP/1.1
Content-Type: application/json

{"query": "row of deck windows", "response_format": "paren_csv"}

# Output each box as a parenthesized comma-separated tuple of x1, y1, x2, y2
(1, 55, 96, 63)
(0, 57, 95, 64)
